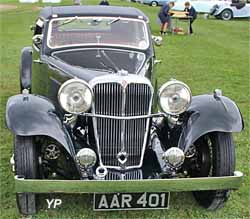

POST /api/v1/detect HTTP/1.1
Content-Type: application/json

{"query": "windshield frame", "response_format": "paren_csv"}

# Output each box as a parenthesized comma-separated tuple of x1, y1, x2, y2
(47, 16, 150, 51)
(51, 47, 146, 74)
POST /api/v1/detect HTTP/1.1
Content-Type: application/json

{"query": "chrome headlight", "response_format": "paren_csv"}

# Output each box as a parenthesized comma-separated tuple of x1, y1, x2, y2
(158, 80, 192, 115)
(58, 79, 92, 114)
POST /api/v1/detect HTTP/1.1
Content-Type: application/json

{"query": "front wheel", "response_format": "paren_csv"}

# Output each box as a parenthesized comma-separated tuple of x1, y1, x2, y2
(220, 9, 233, 20)
(190, 132, 235, 210)
(151, 1, 158, 7)
(14, 136, 38, 215)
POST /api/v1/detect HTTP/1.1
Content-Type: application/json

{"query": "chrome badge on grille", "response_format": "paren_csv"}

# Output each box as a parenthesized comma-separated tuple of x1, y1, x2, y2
(121, 80, 128, 89)
(117, 151, 128, 165)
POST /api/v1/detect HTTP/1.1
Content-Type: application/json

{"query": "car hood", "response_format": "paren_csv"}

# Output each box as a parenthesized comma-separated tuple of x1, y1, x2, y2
(44, 55, 111, 82)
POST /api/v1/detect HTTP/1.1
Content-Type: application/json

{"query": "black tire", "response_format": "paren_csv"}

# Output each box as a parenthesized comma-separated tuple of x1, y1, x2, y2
(191, 132, 235, 210)
(14, 136, 38, 215)
(220, 9, 233, 21)
(151, 1, 158, 7)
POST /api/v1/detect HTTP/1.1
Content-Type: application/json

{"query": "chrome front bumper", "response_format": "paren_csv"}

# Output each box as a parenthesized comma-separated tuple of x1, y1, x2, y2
(15, 171, 243, 194)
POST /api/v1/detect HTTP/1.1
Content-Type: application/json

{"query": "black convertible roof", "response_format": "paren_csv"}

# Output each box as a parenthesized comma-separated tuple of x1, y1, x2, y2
(39, 5, 148, 21)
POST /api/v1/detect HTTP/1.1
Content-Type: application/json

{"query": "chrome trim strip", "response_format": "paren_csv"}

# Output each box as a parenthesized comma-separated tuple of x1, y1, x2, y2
(89, 74, 152, 88)
(121, 86, 126, 155)
(90, 89, 104, 168)
(80, 113, 165, 120)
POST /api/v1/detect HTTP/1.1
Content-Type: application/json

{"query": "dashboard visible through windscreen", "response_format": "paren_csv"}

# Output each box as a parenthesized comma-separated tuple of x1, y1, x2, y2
(47, 17, 149, 50)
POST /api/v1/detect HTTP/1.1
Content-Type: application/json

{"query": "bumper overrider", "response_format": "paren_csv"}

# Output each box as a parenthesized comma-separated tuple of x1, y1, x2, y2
(15, 171, 243, 194)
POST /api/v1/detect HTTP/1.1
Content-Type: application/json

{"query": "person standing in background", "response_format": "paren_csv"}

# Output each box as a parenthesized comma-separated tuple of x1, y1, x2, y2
(158, 1, 175, 36)
(99, 0, 110, 5)
(184, 1, 197, 34)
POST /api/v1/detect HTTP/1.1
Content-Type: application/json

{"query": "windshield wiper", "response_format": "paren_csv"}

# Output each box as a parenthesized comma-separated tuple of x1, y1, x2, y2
(107, 18, 120, 25)
(100, 50, 120, 72)
(55, 17, 79, 28)
(99, 61, 116, 73)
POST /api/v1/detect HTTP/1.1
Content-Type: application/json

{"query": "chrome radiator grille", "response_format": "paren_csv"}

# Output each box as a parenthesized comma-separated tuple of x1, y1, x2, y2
(92, 82, 152, 168)
(105, 169, 143, 180)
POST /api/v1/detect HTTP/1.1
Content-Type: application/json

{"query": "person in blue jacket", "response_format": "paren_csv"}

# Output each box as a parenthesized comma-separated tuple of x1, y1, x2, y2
(184, 1, 197, 34)
(158, 1, 175, 36)
(99, 0, 110, 5)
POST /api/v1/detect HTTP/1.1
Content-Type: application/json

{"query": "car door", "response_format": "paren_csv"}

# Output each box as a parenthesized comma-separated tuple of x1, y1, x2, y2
(231, 0, 250, 17)
(237, 1, 250, 17)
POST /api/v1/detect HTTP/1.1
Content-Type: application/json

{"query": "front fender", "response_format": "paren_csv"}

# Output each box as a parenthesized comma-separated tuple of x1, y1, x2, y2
(213, 8, 223, 16)
(217, 7, 233, 16)
(178, 94, 243, 152)
(6, 94, 74, 156)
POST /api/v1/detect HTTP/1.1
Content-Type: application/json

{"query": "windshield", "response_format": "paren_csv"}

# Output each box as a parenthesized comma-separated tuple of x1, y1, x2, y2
(52, 49, 146, 74)
(47, 17, 149, 50)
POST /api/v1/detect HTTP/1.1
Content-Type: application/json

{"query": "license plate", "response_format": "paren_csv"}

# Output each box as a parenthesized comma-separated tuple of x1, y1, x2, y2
(93, 192, 170, 211)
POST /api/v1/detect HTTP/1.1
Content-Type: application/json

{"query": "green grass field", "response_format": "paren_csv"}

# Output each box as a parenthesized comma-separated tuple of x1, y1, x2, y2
(0, 0, 249, 218)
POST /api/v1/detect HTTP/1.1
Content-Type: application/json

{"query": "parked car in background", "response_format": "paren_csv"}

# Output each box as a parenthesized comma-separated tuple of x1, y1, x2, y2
(173, 0, 231, 13)
(143, 0, 169, 7)
(131, 0, 144, 3)
(211, 0, 250, 20)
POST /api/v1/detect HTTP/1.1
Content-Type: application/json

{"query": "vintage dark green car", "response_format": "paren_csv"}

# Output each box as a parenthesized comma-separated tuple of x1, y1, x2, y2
(6, 5, 243, 215)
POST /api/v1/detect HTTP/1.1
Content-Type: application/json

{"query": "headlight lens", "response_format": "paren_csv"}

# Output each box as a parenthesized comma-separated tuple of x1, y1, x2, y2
(58, 79, 92, 114)
(158, 80, 192, 115)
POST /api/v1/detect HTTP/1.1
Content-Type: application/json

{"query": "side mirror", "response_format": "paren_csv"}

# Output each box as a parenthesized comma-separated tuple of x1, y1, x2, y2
(152, 35, 163, 46)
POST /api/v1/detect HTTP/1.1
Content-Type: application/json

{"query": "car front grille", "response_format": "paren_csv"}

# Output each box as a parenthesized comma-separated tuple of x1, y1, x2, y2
(105, 169, 143, 180)
(92, 81, 153, 169)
